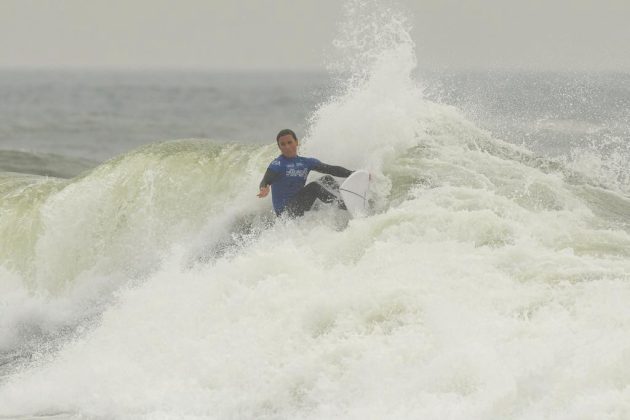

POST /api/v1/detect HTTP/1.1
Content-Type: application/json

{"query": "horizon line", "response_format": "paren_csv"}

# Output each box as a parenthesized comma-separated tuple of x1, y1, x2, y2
(0, 65, 628, 75)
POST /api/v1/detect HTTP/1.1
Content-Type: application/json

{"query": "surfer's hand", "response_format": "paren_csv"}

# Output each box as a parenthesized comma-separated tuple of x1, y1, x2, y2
(257, 186, 270, 198)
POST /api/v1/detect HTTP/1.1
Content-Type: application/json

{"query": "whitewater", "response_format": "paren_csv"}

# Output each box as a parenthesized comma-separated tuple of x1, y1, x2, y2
(1, 3, 630, 419)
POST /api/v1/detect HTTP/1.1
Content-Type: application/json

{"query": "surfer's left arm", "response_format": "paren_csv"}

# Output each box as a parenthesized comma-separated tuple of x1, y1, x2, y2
(312, 163, 353, 178)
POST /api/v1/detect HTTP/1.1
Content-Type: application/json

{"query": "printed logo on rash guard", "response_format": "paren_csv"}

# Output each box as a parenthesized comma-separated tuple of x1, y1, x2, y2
(287, 168, 308, 178)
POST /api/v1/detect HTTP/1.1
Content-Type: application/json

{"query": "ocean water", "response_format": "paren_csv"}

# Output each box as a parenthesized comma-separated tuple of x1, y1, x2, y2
(1, 3, 630, 420)
(0, 70, 330, 163)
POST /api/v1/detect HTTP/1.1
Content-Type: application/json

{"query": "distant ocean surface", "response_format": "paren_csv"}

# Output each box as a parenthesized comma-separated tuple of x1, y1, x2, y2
(0, 70, 331, 173)
(1, 69, 628, 178)
(1, 10, 630, 420)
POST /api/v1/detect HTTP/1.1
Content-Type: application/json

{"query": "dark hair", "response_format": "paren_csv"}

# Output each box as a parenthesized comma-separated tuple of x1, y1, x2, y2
(276, 129, 298, 143)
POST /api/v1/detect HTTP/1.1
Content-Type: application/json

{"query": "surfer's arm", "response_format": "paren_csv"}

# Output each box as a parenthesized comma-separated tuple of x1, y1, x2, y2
(258, 169, 280, 198)
(259, 169, 280, 188)
(312, 163, 353, 178)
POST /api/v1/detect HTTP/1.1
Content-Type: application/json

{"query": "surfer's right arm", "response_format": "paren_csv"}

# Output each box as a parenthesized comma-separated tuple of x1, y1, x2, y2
(258, 169, 280, 198)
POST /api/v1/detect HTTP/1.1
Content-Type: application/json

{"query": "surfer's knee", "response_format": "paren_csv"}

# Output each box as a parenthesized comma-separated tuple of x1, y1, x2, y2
(318, 175, 339, 189)
(303, 181, 322, 194)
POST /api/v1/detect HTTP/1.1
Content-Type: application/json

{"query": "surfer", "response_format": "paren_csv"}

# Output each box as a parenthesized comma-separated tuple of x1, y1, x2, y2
(257, 129, 354, 217)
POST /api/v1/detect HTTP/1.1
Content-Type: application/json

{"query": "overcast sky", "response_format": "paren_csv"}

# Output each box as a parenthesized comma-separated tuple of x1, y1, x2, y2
(1, 0, 628, 71)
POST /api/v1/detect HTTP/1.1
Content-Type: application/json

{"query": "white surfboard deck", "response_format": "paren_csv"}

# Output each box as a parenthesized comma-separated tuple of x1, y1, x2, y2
(339, 170, 370, 218)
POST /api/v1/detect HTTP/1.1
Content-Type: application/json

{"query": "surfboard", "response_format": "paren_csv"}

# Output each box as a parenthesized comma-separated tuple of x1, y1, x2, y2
(339, 170, 370, 218)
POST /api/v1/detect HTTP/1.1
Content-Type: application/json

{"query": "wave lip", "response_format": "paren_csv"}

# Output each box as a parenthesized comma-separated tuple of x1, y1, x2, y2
(0, 149, 97, 179)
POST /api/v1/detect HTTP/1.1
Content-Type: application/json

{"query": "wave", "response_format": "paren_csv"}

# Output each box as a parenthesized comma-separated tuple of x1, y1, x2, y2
(2, 122, 626, 296)
(0, 140, 277, 294)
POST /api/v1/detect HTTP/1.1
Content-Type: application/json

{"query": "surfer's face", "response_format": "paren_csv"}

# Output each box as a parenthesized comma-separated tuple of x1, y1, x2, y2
(277, 134, 298, 158)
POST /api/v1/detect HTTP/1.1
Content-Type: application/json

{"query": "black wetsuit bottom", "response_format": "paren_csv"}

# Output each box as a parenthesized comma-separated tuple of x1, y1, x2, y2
(282, 175, 346, 217)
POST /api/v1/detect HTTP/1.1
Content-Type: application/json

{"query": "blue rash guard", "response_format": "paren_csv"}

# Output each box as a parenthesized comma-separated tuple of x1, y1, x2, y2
(266, 155, 322, 214)
(259, 155, 354, 215)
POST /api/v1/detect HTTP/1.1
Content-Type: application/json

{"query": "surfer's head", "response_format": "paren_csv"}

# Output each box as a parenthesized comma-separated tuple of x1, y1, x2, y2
(276, 129, 298, 158)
